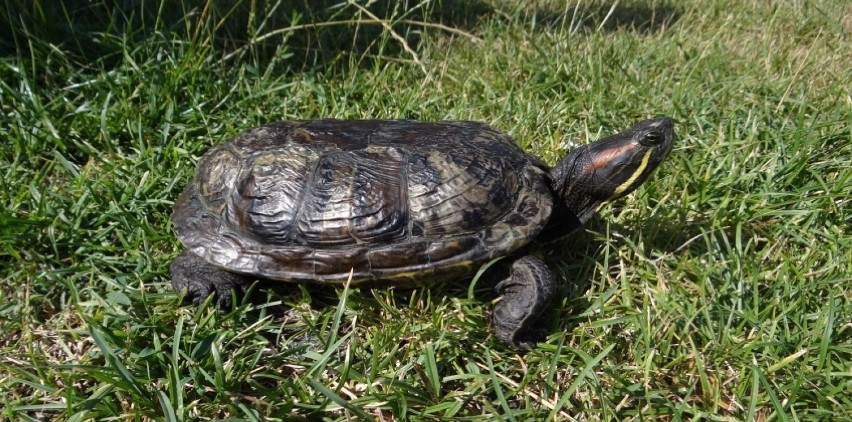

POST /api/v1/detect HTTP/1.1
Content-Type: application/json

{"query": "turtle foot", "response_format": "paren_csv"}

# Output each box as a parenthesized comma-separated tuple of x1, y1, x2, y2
(491, 255, 556, 351)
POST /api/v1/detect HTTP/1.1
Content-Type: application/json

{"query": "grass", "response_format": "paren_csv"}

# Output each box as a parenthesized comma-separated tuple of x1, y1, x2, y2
(1, 0, 850, 420)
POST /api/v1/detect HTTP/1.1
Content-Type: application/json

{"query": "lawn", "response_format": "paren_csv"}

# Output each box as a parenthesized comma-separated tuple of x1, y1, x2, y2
(1, 0, 850, 420)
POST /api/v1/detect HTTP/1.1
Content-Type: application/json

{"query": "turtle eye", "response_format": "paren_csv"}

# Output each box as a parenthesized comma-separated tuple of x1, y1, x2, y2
(642, 131, 664, 145)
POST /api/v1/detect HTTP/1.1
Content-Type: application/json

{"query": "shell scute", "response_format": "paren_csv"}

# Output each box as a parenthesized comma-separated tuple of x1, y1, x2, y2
(407, 150, 520, 237)
(227, 146, 318, 244)
(296, 145, 409, 246)
(196, 147, 241, 213)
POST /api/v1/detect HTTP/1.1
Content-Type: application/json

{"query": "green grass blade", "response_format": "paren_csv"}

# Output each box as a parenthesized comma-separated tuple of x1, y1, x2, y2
(485, 352, 515, 422)
(155, 390, 178, 422)
(307, 378, 374, 421)
(548, 344, 615, 419)
(87, 324, 147, 398)
(423, 342, 441, 398)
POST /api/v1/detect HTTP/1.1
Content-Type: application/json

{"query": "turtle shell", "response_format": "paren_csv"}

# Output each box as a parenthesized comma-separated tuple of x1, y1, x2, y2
(172, 120, 554, 286)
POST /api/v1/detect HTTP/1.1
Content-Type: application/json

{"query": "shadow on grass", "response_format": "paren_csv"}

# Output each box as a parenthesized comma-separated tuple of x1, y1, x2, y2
(1, 0, 680, 73)
(0, 0, 491, 70)
(536, 1, 680, 34)
(176, 229, 603, 353)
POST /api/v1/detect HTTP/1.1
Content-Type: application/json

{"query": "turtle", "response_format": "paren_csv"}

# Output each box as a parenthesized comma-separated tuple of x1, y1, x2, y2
(170, 117, 675, 350)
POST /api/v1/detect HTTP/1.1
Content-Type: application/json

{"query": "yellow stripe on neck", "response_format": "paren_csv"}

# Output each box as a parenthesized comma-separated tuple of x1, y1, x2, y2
(608, 149, 653, 201)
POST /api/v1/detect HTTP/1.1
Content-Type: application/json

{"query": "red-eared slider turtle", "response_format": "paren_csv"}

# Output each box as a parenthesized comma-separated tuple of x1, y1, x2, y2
(171, 118, 675, 350)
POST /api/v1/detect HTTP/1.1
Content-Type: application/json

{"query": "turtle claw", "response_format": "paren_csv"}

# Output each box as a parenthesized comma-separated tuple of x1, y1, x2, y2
(508, 328, 549, 351)
(170, 250, 250, 308)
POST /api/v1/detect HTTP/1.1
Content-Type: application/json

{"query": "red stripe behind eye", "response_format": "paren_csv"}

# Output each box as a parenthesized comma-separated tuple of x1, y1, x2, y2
(588, 142, 637, 173)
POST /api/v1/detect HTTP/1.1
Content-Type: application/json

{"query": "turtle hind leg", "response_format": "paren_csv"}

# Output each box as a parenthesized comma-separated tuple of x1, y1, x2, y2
(170, 250, 251, 308)
(491, 255, 557, 351)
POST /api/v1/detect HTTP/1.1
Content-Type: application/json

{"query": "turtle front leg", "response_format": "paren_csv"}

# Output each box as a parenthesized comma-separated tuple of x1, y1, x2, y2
(491, 255, 556, 351)
(170, 250, 251, 307)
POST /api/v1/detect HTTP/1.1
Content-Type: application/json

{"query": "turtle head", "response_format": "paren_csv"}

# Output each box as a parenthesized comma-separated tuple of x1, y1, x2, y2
(550, 117, 675, 227)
